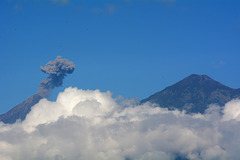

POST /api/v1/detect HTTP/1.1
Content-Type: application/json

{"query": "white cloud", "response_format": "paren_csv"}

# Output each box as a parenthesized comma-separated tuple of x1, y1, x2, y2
(1, 87, 240, 160)
(222, 99, 240, 121)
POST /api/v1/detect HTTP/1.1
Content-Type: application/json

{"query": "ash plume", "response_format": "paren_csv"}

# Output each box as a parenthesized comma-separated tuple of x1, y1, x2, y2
(37, 56, 75, 97)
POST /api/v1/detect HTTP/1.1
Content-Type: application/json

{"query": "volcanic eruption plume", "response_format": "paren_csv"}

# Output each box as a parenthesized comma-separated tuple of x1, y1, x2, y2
(37, 56, 75, 97)
(0, 56, 75, 123)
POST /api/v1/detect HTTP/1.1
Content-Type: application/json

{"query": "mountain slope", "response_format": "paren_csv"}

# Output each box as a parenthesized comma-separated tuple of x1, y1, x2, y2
(0, 94, 43, 123)
(141, 74, 240, 113)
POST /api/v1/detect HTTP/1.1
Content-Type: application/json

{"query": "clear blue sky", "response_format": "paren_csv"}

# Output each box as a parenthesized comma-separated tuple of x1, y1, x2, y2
(0, 0, 239, 114)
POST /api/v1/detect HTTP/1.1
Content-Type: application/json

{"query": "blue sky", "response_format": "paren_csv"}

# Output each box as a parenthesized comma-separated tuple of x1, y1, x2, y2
(0, 0, 239, 114)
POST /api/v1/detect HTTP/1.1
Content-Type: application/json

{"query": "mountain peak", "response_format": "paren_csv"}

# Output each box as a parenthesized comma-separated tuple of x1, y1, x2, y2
(187, 74, 212, 80)
(182, 74, 216, 83)
(188, 74, 209, 77)
(141, 74, 240, 113)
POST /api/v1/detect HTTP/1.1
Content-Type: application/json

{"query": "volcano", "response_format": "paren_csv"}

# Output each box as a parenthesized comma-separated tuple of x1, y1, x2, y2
(0, 94, 43, 123)
(141, 74, 240, 113)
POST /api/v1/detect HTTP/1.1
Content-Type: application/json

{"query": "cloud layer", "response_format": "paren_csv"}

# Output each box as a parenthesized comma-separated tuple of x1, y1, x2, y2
(1, 87, 240, 160)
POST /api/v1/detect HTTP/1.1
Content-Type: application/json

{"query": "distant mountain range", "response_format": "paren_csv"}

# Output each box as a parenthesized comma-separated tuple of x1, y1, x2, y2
(1, 74, 240, 124)
(141, 74, 240, 113)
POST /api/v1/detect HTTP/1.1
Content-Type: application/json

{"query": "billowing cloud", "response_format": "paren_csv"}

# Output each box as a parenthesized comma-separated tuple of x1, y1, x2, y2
(222, 99, 240, 121)
(1, 87, 240, 160)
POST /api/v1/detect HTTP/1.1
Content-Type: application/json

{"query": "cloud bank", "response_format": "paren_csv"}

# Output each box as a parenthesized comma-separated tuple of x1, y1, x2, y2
(1, 87, 240, 160)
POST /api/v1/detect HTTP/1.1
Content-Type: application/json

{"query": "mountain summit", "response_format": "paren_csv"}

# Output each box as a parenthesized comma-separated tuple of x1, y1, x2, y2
(141, 74, 240, 113)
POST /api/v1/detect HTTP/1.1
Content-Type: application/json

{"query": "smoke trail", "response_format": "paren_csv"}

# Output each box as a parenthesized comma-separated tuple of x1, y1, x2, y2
(37, 56, 75, 97)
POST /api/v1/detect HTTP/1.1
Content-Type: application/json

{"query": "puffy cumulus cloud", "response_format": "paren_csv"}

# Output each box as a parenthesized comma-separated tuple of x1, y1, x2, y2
(222, 99, 240, 121)
(1, 87, 240, 160)
(23, 88, 117, 132)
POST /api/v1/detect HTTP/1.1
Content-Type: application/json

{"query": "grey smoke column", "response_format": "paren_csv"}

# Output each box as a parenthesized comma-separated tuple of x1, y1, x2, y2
(37, 56, 75, 97)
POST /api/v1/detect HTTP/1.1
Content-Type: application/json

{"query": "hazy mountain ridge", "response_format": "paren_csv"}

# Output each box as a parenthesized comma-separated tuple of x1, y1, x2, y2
(141, 74, 240, 113)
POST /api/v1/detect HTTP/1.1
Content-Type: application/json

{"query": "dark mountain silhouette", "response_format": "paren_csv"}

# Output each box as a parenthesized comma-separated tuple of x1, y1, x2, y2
(141, 74, 240, 113)
(0, 94, 43, 124)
